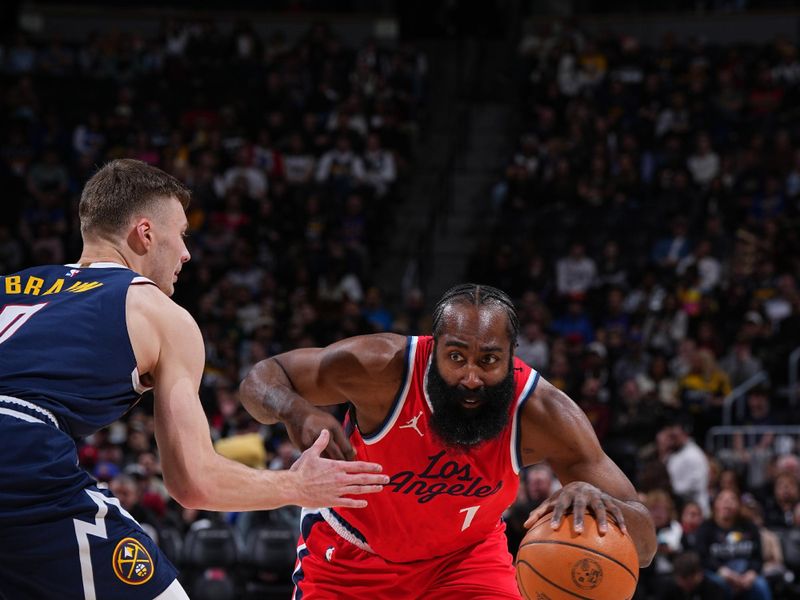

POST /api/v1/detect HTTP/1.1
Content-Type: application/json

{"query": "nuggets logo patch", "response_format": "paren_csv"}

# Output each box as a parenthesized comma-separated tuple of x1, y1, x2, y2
(571, 558, 603, 590)
(112, 537, 154, 585)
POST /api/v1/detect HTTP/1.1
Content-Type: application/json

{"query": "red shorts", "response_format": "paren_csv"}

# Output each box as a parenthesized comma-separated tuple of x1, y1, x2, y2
(291, 514, 521, 599)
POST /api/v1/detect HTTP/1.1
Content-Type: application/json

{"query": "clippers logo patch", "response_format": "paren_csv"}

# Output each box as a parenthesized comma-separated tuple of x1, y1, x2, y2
(112, 537, 154, 585)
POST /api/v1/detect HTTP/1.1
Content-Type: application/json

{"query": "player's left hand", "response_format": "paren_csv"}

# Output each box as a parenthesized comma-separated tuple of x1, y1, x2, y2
(523, 481, 627, 535)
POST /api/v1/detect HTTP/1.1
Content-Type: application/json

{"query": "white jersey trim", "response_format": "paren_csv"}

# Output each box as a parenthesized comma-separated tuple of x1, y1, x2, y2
(131, 367, 153, 395)
(510, 369, 540, 474)
(362, 336, 418, 445)
(0, 395, 59, 428)
(64, 262, 128, 269)
(315, 508, 375, 554)
(63, 262, 154, 285)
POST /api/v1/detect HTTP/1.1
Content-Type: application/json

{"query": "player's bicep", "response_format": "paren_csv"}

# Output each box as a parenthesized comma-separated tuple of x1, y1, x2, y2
(276, 334, 405, 407)
(150, 309, 215, 497)
(273, 347, 349, 406)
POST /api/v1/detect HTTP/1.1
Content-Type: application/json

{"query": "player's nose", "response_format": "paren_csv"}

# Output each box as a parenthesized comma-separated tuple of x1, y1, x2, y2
(460, 367, 483, 390)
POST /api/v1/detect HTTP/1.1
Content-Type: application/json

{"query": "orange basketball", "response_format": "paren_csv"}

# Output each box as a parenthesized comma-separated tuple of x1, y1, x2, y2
(515, 513, 639, 600)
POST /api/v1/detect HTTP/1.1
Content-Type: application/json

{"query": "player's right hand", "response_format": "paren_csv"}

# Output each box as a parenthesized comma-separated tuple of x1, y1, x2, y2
(286, 406, 356, 460)
(290, 430, 388, 508)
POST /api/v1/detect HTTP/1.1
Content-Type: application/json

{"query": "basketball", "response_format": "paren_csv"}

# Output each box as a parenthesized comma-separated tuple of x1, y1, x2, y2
(515, 513, 639, 600)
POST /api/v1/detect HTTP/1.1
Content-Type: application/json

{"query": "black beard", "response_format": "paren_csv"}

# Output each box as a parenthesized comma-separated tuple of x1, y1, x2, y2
(425, 356, 516, 450)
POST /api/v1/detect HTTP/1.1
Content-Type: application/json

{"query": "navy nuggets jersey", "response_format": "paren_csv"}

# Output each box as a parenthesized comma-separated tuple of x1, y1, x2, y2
(0, 262, 153, 437)
(0, 263, 182, 599)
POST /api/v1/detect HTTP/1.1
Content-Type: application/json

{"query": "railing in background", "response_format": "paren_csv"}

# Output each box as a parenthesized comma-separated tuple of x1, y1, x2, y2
(722, 371, 770, 426)
(706, 425, 800, 456)
(789, 346, 800, 409)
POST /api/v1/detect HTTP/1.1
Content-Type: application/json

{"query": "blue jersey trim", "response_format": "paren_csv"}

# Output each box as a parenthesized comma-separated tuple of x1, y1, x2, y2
(361, 336, 416, 443)
(513, 371, 540, 473)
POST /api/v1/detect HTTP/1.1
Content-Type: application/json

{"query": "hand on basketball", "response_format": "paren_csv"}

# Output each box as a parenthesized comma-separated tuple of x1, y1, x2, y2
(523, 481, 627, 535)
(286, 406, 356, 460)
(289, 429, 388, 508)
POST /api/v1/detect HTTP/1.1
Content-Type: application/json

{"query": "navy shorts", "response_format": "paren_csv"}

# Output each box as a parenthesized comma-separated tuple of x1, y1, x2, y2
(0, 401, 179, 599)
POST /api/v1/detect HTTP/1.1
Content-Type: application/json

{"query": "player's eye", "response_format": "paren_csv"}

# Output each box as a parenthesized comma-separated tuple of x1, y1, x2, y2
(482, 355, 499, 365)
(449, 352, 464, 362)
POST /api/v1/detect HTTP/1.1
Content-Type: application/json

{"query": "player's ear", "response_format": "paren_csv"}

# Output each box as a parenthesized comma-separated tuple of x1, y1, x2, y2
(129, 217, 154, 254)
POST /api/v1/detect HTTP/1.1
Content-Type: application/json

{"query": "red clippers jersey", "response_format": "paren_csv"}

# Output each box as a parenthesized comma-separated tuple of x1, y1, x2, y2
(319, 335, 540, 563)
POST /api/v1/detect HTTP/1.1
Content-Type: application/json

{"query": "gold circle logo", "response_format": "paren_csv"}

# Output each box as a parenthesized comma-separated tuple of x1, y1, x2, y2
(112, 537, 154, 585)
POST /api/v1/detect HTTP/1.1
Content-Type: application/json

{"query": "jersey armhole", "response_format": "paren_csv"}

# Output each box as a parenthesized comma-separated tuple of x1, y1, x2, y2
(361, 336, 417, 444)
(510, 369, 540, 474)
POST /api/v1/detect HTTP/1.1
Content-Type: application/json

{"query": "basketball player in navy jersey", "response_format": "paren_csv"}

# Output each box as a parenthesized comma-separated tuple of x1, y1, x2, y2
(0, 159, 388, 599)
(240, 284, 657, 598)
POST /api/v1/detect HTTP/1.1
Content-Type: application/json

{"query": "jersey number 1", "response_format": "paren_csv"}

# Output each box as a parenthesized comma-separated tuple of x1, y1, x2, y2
(459, 505, 480, 531)
(0, 303, 47, 345)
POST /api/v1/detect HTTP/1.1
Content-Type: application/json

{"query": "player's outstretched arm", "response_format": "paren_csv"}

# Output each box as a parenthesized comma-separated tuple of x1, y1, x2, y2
(519, 378, 657, 567)
(239, 333, 405, 459)
(132, 288, 388, 511)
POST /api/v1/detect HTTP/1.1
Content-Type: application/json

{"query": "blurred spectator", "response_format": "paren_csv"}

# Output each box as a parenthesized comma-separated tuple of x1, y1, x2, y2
(516, 321, 549, 370)
(504, 464, 557, 553)
(110, 473, 162, 534)
(695, 490, 772, 600)
(555, 242, 597, 297)
(658, 418, 711, 516)
(362, 132, 396, 198)
(647, 489, 684, 575)
(678, 348, 731, 440)
(763, 473, 800, 530)
(655, 551, 727, 600)
(720, 335, 764, 388)
(680, 500, 705, 551)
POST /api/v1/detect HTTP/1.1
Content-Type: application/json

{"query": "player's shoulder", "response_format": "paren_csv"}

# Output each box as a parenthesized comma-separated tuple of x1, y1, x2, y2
(320, 333, 407, 382)
(328, 332, 407, 364)
(126, 282, 197, 332)
(525, 376, 578, 421)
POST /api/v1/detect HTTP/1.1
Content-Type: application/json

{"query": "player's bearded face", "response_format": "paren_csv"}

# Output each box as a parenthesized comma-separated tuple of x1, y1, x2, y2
(426, 355, 515, 449)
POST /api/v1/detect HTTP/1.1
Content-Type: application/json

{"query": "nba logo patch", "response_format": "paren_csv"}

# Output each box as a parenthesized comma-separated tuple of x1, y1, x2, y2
(112, 537, 154, 585)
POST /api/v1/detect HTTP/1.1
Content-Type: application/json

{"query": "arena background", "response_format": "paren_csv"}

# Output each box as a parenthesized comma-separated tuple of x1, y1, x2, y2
(2, 0, 800, 597)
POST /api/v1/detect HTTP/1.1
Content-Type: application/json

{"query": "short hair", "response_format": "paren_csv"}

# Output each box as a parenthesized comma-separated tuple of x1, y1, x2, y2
(673, 551, 702, 578)
(79, 159, 190, 238)
(432, 283, 520, 346)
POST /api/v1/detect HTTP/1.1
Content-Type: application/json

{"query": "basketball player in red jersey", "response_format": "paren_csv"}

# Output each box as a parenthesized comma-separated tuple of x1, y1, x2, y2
(240, 284, 657, 598)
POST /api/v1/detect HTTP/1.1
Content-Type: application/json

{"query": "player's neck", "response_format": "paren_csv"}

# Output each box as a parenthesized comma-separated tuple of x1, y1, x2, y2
(76, 243, 133, 270)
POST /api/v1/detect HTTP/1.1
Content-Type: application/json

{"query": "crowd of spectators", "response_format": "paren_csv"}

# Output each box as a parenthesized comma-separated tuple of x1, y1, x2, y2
(6, 10, 800, 599)
(488, 23, 800, 599)
(0, 19, 425, 594)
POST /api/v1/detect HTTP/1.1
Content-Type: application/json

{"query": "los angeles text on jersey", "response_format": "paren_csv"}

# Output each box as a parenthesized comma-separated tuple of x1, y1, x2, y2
(385, 450, 503, 504)
(3, 275, 103, 296)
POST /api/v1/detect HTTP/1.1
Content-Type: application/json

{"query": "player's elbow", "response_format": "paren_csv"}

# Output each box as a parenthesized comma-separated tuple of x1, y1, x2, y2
(164, 474, 209, 510)
(637, 529, 658, 568)
(238, 359, 281, 424)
